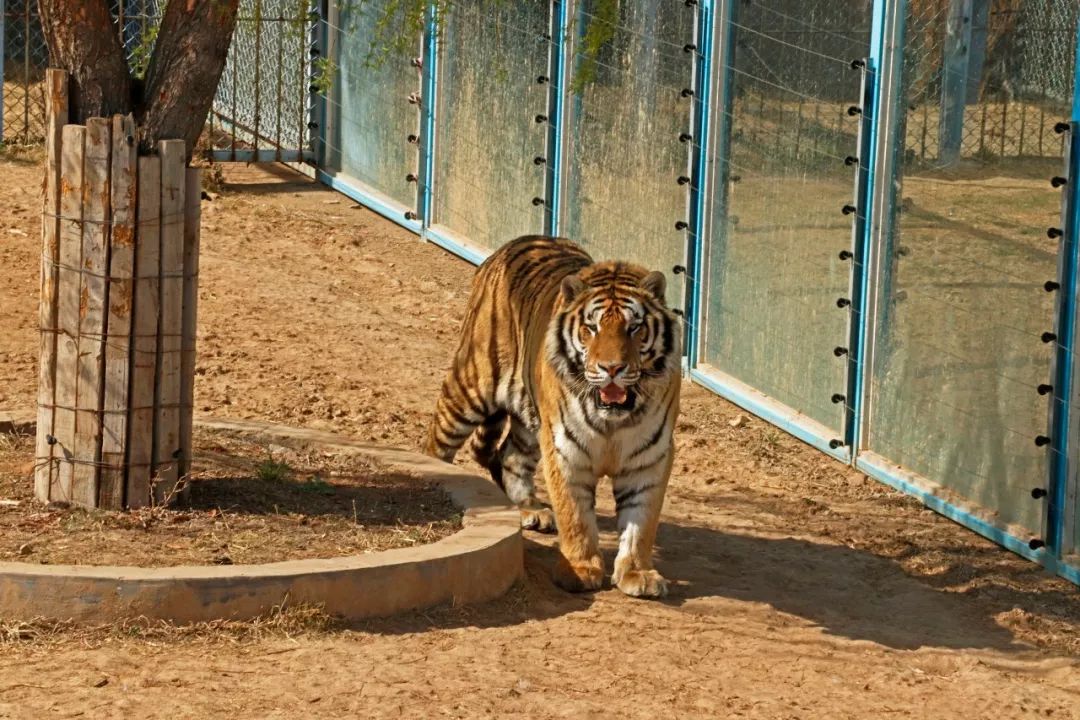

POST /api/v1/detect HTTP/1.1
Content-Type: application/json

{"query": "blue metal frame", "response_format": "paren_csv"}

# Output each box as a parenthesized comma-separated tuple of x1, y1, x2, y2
(684, 0, 714, 367)
(419, 2, 439, 226)
(847, 0, 895, 452)
(842, 61, 875, 450)
(1047, 30, 1080, 559)
(544, 0, 569, 236)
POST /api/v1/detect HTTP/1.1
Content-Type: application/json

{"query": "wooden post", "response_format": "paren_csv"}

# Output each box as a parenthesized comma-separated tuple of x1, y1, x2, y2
(34, 70, 201, 510)
(53, 124, 86, 503)
(128, 156, 161, 509)
(34, 69, 68, 503)
(99, 114, 137, 509)
(179, 168, 202, 484)
(71, 117, 111, 508)
(154, 140, 186, 504)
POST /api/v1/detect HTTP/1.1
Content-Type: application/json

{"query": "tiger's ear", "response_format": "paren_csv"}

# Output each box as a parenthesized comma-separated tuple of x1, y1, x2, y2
(561, 274, 587, 304)
(641, 271, 666, 301)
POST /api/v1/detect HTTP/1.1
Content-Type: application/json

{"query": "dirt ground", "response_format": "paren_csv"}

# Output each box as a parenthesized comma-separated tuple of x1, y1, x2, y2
(0, 428, 459, 567)
(1, 150, 1080, 718)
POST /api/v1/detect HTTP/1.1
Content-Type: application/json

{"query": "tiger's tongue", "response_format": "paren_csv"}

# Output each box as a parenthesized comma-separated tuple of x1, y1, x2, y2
(599, 383, 627, 405)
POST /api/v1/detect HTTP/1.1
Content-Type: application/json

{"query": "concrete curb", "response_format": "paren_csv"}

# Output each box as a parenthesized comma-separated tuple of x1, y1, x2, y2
(0, 415, 522, 624)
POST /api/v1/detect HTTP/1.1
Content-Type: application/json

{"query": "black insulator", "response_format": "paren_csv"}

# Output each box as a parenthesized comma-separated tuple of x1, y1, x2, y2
(896, 245, 911, 257)
(1029, 538, 1046, 550)
(1042, 332, 1057, 344)
(844, 155, 858, 166)
(675, 220, 689, 231)
(685, 0, 697, 6)
(679, 133, 693, 143)
(850, 59, 865, 70)
(831, 393, 845, 404)
(730, 174, 742, 183)
(842, 204, 857, 215)
(535, 114, 548, 124)
(407, 134, 419, 144)
(828, 439, 844, 449)
(531, 197, 545, 206)
(126, 135, 135, 146)
(1052, 176, 1068, 188)
(1045, 280, 1061, 292)
(672, 308, 685, 317)
(541, 33, 552, 41)
(534, 156, 547, 166)
(681, 88, 694, 98)
(404, 211, 418, 220)
(1032, 488, 1048, 499)
(836, 298, 851, 308)
(1035, 435, 1051, 447)
(673, 265, 686, 275)
(537, 75, 550, 84)
(1048, 227, 1064, 239)
(847, 105, 862, 116)
(677, 175, 691, 185)
(833, 346, 848, 357)
(307, 121, 319, 129)
(310, 47, 321, 57)
(1038, 384, 1054, 395)
(46, 434, 56, 445)
(683, 43, 697, 53)
(405, 173, 418, 183)
(309, 84, 318, 93)
(1054, 122, 1070, 134)
(839, 250, 853, 260)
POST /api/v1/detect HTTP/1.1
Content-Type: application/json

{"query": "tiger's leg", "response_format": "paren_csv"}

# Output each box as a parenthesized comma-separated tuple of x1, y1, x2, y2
(543, 429, 603, 591)
(498, 416, 556, 533)
(425, 369, 490, 463)
(610, 447, 674, 599)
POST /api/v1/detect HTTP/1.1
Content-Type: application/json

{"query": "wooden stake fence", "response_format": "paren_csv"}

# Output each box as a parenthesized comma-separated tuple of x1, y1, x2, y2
(34, 69, 202, 510)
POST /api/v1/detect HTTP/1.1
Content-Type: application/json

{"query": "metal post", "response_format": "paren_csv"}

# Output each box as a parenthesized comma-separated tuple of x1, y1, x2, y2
(684, 0, 716, 366)
(544, 0, 570, 236)
(688, 0, 736, 366)
(842, 60, 876, 450)
(938, 0, 973, 165)
(1047, 22, 1080, 562)
(852, 0, 907, 454)
(419, 1, 438, 225)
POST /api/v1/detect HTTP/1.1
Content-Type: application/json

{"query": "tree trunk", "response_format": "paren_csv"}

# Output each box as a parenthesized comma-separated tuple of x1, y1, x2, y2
(36, 0, 240, 160)
(142, 0, 241, 159)
(37, 0, 131, 122)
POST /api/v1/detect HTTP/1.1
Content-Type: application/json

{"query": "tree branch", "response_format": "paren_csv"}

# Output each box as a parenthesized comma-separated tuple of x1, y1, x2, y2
(140, 0, 241, 160)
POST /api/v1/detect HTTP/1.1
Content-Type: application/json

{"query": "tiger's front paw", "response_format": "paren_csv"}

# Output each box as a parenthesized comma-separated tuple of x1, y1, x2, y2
(552, 555, 604, 593)
(520, 506, 557, 534)
(614, 568, 669, 599)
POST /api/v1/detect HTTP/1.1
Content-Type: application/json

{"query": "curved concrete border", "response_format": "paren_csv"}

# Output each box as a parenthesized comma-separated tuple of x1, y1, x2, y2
(0, 415, 522, 624)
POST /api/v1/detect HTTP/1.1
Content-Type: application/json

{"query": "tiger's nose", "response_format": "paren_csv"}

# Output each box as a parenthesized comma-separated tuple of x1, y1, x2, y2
(599, 362, 626, 378)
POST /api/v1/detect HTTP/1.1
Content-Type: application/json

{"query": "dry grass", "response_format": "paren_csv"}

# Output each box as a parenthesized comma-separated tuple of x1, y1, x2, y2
(0, 601, 342, 649)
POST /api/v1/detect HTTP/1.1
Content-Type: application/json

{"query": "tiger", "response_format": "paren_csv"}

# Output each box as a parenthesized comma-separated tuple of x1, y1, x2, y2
(425, 235, 682, 598)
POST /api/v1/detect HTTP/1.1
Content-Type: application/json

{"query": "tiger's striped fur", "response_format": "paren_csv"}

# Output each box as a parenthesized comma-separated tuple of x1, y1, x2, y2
(426, 235, 682, 598)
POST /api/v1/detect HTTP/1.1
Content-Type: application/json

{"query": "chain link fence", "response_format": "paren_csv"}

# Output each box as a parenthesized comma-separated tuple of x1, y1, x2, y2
(1, 0, 312, 159)
(904, 0, 1078, 163)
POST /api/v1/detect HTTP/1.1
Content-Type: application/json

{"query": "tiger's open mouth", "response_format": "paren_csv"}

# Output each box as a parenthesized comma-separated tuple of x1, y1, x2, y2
(596, 383, 636, 410)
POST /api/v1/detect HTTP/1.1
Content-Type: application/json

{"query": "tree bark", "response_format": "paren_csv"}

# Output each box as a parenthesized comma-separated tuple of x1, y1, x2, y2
(141, 0, 241, 159)
(37, 0, 240, 160)
(37, 0, 131, 122)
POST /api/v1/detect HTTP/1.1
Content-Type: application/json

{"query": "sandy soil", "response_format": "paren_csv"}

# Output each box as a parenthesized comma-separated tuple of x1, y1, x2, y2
(0, 428, 459, 567)
(1, 151, 1079, 718)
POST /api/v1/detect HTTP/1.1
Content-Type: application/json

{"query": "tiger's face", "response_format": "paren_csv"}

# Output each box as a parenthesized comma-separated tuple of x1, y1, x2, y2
(550, 264, 679, 415)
